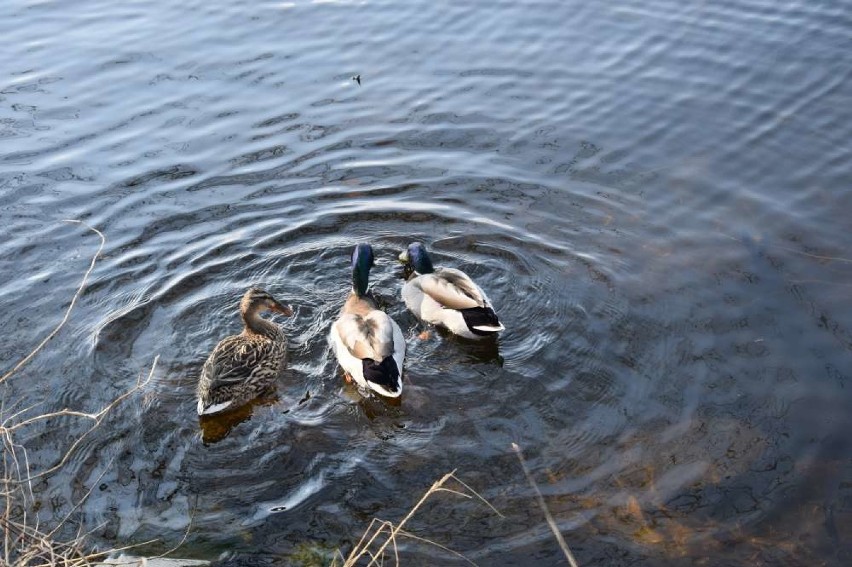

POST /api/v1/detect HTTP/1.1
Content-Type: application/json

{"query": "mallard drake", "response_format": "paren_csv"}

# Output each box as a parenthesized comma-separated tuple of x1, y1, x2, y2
(329, 244, 405, 398)
(399, 242, 504, 339)
(197, 288, 293, 416)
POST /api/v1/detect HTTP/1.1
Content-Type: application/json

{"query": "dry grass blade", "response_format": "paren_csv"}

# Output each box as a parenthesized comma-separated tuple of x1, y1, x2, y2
(432, 487, 472, 499)
(359, 471, 456, 567)
(340, 469, 503, 567)
(0, 222, 172, 567)
(511, 442, 580, 567)
(0, 220, 105, 386)
(395, 529, 478, 567)
(445, 473, 505, 519)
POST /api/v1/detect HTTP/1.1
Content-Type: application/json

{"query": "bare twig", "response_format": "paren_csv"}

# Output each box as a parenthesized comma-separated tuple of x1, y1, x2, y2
(0, 220, 200, 564)
(0, 220, 105, 385)
(152, 493, 197, 560)
(1, 356, 158, 566)
(7, 357, 158, 484)
(511, 442, 579, 567)
(47, 456, 116, 539)
(0, 222, 108, 565)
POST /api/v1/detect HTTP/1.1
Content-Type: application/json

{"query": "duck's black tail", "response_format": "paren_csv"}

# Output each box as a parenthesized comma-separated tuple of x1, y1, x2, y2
(461, 306, 505, 336)
(362, 355, 402, 397)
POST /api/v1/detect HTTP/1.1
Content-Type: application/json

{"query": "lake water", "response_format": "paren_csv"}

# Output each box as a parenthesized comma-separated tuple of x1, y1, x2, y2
(1, 0, 851, 565)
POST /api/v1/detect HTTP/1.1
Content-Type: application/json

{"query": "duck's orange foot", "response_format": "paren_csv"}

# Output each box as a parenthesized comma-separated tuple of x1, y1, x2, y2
(343, 372, 353, 384)
(418, 330, 431, 340)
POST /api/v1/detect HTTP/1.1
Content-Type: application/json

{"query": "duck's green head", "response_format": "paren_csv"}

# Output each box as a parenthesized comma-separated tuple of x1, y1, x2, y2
(351, 243, 375, 296)
(398, 242, 434, 274)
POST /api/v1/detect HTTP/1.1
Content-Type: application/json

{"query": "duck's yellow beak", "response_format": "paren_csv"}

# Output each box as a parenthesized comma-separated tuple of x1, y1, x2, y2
(398, 250, 410, 264)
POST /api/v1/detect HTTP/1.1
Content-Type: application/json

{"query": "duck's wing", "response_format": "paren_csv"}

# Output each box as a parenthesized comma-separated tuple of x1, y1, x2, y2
(333, 310, 396, 361)
(418, 268, 487, 310)
(200, 335, 274, 389)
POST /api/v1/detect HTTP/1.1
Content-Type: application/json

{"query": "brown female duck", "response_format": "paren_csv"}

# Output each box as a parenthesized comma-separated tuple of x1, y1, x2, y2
(197, 288, 293, 415)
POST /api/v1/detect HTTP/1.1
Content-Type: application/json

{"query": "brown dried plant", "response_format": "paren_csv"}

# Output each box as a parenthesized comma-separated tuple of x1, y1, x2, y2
(0, 222, 172, 566)
(336, 445, 583, 567)
(332, 470, 504, 567)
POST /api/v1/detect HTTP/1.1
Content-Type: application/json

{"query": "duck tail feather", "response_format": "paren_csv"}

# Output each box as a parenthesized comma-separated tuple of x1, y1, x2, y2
(472, 324, 505, 332)
(461, 306, 504, 335)
(198, 398, 233, 416)
(362, 356, 402, 397)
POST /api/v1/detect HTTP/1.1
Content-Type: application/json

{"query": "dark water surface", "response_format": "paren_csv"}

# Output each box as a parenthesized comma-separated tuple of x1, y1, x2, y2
(2, 0, 851, 565)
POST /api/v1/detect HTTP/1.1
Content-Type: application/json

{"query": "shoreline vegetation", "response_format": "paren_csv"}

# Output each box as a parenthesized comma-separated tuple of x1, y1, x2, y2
(1, 222, 577, 567)
(0, 222, 167, 566)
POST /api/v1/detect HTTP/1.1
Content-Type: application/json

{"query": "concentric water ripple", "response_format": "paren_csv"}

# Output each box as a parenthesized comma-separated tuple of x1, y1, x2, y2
(1, 0, 850, 565)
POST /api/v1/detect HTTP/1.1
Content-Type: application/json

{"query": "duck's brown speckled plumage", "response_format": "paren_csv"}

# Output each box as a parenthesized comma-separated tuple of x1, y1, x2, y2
(196, 288, 292, 415)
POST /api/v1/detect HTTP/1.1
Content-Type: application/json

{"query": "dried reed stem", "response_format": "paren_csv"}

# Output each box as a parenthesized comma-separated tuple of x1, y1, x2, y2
(2, 358, 158, 566)
(341, 470, 503, 567)
(511, 442, 580, 567)
(3, 357, 158, 484)
(0, 221, 171, 566)
(150, 494, 197, 561)
(0, 220, 105, 385)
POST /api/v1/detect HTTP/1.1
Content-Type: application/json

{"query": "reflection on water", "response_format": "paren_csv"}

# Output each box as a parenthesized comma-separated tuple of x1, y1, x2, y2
(199, 395, 280, 445)
(1, 0, 851, 564)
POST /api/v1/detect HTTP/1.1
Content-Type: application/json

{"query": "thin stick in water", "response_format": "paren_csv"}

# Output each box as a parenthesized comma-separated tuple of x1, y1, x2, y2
(511, 442, 580, 567)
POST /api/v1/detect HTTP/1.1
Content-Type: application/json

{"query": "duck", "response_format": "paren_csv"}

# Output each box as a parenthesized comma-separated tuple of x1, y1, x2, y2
(197, 288, 293, 416)
(399, 242, 504, 339)
(329, 244, 405, 398)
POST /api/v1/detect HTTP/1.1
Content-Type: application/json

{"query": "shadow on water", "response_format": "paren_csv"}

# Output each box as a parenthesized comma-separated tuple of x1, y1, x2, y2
(428, 327, 504, 366)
